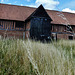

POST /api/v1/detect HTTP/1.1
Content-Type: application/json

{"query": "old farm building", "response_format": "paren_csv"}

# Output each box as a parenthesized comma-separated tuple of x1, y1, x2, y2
(0, 3, 75, 40)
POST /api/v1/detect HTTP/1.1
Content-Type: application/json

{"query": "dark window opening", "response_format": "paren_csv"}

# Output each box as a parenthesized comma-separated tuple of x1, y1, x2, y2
(68, 36, 73, 40)
(15, 21, 24, 28)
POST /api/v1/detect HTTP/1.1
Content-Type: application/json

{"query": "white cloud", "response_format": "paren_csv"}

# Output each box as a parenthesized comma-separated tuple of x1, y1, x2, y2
(62, 8, 75, 13)
(1, 0, 4, 3)
(27, 0, 59, 10)
(1, 0, 9, 3)
(26, 5, 37, 8)
(21, 4, 23, 6)
(35, 0, 59, 10)
(8, 3, 11, 4)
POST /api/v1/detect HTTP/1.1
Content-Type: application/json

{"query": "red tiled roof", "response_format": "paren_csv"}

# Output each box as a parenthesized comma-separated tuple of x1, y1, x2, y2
(0, 3, 75, 25)
(0, 3, 35, 21)
(47, 10, 75, 25)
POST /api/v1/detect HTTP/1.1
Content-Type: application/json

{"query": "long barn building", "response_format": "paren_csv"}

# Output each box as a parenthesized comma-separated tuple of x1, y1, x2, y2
(0, 3, 75, 40)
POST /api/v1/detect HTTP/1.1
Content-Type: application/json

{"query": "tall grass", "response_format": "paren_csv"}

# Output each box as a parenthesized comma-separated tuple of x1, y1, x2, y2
(0, 39, 75, 75)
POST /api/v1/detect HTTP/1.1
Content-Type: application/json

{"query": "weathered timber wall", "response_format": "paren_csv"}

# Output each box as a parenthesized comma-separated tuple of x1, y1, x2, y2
(52, 24, 66, 32)
(0, 20, 26, 39)
(0, 20, 25, 30)
(72, 26, 75, 33)
(0, 20, 14, 29)
(25, 21, 30, 38)
(0, 30, 25, 39)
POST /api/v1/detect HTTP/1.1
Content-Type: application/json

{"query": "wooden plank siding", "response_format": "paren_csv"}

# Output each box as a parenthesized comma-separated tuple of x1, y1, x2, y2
(52, 24, 66, 32)
(72, 26, 75, 33)
(0, 20, 25, 39)
(0, 20, 13, 30)
(0, 20, 25, 31)
(51, 24, 75, 40)
(52, 24, 75, 33)
(25, 21, 30, 39)
(0, 20, 75, 40)
(0, 30, 24, 39)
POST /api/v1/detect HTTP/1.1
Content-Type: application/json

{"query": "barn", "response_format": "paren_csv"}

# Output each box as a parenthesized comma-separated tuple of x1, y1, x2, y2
(0, 3, 75, 40)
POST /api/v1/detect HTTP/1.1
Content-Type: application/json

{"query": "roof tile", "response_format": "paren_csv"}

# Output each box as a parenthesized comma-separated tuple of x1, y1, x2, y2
(0, 3, 75, 25)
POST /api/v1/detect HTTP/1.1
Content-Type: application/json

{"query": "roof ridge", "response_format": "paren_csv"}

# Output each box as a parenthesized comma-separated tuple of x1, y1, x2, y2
(0, 3, 75, 14)
(0, 3, 75, 25)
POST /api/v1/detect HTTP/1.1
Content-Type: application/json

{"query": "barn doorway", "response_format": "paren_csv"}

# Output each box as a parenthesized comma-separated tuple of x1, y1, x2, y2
(30, 17, 51, 41)
(28, 5, 52, 41)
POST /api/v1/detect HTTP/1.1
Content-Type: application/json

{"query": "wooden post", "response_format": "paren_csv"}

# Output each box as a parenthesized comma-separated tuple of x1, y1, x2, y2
(23, 32, 25, 39)
(56, 33, 57, 41)
(4, 21, 5, 29)
(14, 22, 15, 30)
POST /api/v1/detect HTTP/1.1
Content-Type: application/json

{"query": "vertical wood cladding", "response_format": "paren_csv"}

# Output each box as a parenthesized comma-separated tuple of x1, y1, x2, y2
(30, 17, 51, 40)
(26, 21, 30, 30)
(52, 24, 75, 33)
(0, 20, 13, 29)
(0, 20, 25, 39)
(25, 21, 30, 38)
(25, 5, 52, 41)
(0, 20, 25, 30)
(57, 34, 75, 40)
(0, 30, 24, 39)
(51, 24, 75, 40)
(52, 24, 66, 32)
(72, 26, 75, 33)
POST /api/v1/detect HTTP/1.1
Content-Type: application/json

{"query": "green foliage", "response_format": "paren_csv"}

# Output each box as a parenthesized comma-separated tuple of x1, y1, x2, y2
(0, 39, 75, 75)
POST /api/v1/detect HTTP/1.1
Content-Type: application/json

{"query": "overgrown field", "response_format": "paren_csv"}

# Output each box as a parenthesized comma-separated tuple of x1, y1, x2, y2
(0, 39, 75, 75)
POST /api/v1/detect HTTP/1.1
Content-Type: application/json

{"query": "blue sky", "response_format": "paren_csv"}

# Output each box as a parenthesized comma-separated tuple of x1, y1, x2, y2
(0, 0, 75, 13)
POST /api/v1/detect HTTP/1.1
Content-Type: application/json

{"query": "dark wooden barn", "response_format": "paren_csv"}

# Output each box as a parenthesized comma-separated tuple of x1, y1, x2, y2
(0, 3, 75, 40)
(25, 5, 52, 41)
